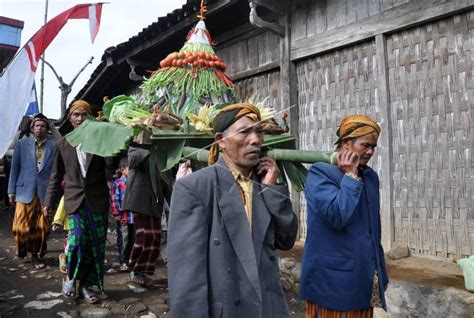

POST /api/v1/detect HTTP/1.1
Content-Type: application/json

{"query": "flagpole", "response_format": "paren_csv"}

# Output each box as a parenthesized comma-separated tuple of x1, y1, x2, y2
(39, 0, 49, 114)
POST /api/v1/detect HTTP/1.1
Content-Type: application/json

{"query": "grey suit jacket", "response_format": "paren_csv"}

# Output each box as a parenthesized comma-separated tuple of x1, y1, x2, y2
(168, 158, 298, 318)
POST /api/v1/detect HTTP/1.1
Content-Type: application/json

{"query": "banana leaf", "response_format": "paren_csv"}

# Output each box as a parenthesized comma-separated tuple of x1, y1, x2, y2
(153, 139, 186, 172)
(280, 161, 308, 192)
(102, 95, 133, 121)
(66, 119, 134, 157)
(149, 142, 172, 194)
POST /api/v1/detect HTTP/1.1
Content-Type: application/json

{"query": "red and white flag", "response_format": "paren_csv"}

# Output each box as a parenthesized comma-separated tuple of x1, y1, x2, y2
(0, 3, 103, 157)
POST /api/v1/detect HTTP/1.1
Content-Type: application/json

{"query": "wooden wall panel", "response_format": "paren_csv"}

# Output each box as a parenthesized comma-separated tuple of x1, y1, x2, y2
(386, 11, 474, 258)
(216, 31, 280, 78)
(291, 0, 412, 40)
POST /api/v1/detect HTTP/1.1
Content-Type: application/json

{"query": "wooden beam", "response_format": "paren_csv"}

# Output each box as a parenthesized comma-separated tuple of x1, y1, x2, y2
(279, 6, 301, 239)
(376, 34, 394, 251)
(215, 24, 265, 50)
(229, 61, 279, 81)
(249, 1, 285, 36)
(291, 0, 474, 61)
(251, 0, 285, 16)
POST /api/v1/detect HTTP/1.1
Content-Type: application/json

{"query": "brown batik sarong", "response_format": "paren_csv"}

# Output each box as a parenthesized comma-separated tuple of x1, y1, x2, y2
(12, 195, 50, 258)
(128, 213, 161, 275)
(305, 272, 381, 318)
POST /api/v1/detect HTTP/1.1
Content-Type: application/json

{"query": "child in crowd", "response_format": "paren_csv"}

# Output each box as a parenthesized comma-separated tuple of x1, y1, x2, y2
(111, 157, 134, 272)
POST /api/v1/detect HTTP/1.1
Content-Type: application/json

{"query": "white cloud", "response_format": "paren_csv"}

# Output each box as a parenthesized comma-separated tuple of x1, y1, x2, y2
(1, 0, 187, 119)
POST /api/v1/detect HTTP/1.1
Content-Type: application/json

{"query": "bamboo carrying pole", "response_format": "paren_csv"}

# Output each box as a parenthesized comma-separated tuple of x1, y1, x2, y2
(181, 146, 337, 164)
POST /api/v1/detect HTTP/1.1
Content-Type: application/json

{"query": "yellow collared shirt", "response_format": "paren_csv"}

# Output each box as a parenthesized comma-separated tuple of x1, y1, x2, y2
(35, 139, 46, 170)
(224, 157, 254, 230)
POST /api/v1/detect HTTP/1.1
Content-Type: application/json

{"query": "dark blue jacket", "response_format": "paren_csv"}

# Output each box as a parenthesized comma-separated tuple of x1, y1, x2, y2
(300, 162, 389, 311)
(8, 137, 55, 204)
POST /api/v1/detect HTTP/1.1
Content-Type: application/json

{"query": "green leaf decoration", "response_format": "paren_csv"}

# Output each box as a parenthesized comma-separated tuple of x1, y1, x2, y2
(276, 161, 288, 186)
(66, 120, 134, 157)
(149, 143, 164, 196)
(102, 95, 133, 121)
(153, 139, 186, 172)
(280, 161, 308, 192)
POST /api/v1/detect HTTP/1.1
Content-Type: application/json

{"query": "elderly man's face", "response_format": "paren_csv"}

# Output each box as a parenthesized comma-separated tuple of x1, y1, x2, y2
(216, 116, 264, 173)
(70, 108, 89, 129)
(342, 133, 378, 167)
(32, 120, 48, 140)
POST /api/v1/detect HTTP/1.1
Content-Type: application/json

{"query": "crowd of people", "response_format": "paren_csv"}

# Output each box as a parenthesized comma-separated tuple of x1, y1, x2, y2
(2, 99, 388, 317)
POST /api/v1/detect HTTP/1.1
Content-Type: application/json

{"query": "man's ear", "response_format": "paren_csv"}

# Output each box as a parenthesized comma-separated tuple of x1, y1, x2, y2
(341, 139, 351, 150)
(215, 132, 225, 150)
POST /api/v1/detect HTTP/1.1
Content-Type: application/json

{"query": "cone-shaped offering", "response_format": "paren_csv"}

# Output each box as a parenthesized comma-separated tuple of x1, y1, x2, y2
(140, 19, 235, 121)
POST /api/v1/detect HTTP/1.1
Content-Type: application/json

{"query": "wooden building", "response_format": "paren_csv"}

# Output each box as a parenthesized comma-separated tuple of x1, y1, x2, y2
(75, 0, 474, 260)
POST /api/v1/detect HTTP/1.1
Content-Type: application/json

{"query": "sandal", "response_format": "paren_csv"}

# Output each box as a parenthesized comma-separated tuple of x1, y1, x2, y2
(130, 272, 153, 287)
(81, 287, 100, 304)
(119, 263, 129, 272)
(32, 256, 46, 270)
(59, 254, 67, 274)
(62, 278, 76, 298)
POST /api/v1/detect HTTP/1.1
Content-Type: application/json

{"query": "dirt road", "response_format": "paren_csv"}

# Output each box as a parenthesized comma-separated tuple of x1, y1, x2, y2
(0, 205, 304, 317)
(0, 206, 170, 317)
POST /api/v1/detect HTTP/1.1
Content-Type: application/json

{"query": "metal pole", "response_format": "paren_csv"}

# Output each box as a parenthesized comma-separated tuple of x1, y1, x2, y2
(39, 0, 49, 113)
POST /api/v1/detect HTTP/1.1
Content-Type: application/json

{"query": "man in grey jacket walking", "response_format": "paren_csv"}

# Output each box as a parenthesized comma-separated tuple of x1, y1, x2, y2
(168, 103, 298, 318)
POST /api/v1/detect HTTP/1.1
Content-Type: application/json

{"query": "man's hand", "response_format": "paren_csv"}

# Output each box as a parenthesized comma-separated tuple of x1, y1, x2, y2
(52, 224, 60, 231)
(8, 194, 15, 205)
(257, 157, 279, 185)
(42, 206, 51, 217)
(336, 149, 359, 175)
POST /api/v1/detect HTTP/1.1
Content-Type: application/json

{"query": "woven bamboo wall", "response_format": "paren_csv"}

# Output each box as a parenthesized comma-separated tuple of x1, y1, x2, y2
(296, 41, 386, 239)
(216, 1, 473, 259)
(387, 11, 474, 258)
(233, 71, 282, 111)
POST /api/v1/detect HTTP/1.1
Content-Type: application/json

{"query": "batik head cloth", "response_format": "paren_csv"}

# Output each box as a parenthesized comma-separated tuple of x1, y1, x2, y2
(335, 114, 381, 145)
(68, 100, 91, 116)
(208, 103, 261, 165)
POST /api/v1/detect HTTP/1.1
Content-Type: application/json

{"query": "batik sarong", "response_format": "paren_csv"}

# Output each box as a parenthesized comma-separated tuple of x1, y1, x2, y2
(67, 202, 107, 292)
(305, 302, 374, 318)
(128, 213, 161, 275)
(12, 194, 49, 258)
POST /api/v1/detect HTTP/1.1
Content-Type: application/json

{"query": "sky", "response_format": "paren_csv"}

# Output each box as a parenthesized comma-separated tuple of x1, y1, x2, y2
(1, 0, 188, 119)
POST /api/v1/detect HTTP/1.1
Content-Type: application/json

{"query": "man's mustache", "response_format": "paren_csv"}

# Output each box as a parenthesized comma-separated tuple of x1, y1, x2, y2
(247, 148, 261, 156)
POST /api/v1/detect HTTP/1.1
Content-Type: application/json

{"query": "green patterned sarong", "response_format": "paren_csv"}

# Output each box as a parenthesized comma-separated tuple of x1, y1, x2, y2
(67, 202, 107, 292)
